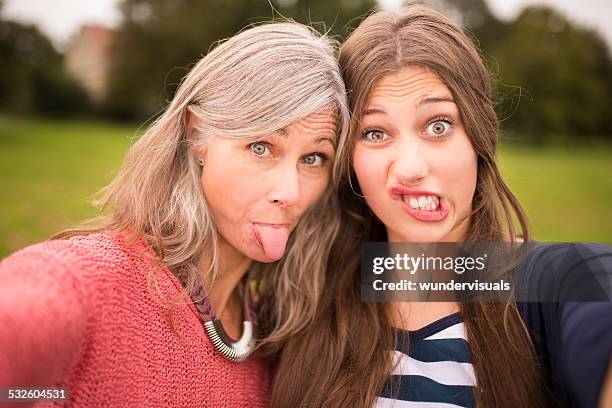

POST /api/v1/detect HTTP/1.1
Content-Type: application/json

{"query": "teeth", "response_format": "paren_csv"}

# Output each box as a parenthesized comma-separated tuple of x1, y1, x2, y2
(403, 195, 440, 211)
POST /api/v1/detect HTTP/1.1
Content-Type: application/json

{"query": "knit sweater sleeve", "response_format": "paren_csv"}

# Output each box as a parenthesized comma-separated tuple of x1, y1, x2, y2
(0, 240, 90, 388)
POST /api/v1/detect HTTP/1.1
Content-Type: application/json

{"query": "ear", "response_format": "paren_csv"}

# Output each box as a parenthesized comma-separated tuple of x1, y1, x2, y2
(185, 106, 199, 142)
(186, 106, 205, 162)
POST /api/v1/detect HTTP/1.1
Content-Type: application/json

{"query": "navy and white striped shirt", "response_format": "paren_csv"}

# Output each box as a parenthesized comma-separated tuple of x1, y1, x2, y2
(376, 313, 476, 408)
(375, 243, 612, 408)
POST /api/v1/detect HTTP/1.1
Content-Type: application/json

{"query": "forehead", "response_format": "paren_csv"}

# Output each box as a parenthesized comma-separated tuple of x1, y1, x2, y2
(367, 66, 451, 107)
(286, 108, 337, 136)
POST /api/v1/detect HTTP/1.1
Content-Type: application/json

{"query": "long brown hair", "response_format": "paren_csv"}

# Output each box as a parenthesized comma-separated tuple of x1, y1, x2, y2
(268, 6, 555, 407)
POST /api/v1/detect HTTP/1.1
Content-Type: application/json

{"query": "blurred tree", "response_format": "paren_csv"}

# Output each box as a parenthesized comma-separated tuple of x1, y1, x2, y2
(0, 5, 91, 115)
(422, 0, 507, 50)
(491, 7, 612, 143)
(105, 0, 374, 119)
(275, 0, 375, 36)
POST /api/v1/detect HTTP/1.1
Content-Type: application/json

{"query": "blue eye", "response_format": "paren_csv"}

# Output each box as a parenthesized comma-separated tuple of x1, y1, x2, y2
(425, 119, 452, 137)
(303, 153, 327, 167)
(362, 129, 390, 144)
(249, 142, 271, 157)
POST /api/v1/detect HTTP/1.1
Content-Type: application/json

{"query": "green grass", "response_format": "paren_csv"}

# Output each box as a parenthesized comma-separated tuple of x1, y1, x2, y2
(0, 115, 610, 258)
(0, 115, 135, 257)
(498, 143, 612, 242)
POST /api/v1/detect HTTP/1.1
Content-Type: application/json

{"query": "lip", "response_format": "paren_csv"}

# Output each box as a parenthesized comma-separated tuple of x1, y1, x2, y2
(388, 185, 441, 199)
(252, 222, 290, 228)
(388, 185, 449, 222)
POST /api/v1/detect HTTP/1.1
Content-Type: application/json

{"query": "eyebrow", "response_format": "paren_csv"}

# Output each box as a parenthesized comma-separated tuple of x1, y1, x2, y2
(363, 95, 456, 116)
(363, 107, 386, 116)
(313, 136, 336, 148)
(270, 130, 335, 148)
(418, 96, 455, 106)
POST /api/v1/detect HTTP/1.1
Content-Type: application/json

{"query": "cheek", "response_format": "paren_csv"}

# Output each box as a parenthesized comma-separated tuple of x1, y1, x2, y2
(440, 136, 477, 212)
(299, 174, 330, 210)
(353, 145, 388, 197)
(203, 170, 248, 217)
(201, 146, 260, 222)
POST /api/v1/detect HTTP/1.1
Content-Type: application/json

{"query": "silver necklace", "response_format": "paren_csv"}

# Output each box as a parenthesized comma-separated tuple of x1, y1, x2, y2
(193, 279, 256, 362)
(203, 320, 255, 362)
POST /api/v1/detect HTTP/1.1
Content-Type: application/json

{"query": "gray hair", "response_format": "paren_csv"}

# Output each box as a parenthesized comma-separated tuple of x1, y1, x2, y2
(55, 22, 349, 342)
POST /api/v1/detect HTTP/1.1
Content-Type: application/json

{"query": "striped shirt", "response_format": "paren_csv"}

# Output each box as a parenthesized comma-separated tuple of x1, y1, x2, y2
(375, 312, 476, 408)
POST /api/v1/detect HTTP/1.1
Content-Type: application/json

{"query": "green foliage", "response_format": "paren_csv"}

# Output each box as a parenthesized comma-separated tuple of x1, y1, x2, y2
(273, 0, 376, 36)
(423, 1, 612, 143)
(2, 0, 610, 141)
(0, 19, 91, 115)
(105, 0, 375, 119)
(491, 7, 612, 142)
(423, 0, 507, 49)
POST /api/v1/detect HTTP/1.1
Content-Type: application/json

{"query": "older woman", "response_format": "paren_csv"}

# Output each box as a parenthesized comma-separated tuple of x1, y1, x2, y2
(0, 22, 348, 407)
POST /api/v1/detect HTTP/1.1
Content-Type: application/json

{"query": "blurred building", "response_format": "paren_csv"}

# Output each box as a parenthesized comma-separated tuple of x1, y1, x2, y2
(65, 25, 114, 104)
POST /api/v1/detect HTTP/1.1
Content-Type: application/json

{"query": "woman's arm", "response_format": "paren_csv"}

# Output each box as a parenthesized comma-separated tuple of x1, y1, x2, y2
(519, 243, 612, 407)
(558, 301, 612, 407)
(0, 242, 88, 388)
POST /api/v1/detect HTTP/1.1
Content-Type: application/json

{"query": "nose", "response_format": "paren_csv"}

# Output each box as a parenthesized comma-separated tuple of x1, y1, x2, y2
(391, 136, 429, 185)
(267, 163, 300, 207)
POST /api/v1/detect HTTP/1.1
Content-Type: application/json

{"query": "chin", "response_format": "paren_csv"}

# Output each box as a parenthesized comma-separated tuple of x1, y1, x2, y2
(245, 246, 284, 263)
(255, 257, 281, 263)
(396, 224, 452, 243)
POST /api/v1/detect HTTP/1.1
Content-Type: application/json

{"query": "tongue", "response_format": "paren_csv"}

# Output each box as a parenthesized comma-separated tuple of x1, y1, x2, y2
(253, 224, 290, 261)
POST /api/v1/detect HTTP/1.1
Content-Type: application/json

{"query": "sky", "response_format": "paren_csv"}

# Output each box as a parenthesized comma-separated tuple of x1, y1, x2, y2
(3, 0, 611, 51)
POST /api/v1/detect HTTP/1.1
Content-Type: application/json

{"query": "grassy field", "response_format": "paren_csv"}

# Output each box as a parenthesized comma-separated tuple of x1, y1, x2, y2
(0, 115, 135, 257)
(498, 144, 612, 242)
(0, 115, 610, 258)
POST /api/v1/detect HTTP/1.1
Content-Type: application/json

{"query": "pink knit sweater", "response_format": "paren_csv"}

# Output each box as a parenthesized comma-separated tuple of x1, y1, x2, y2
(0, 233, 271, 407)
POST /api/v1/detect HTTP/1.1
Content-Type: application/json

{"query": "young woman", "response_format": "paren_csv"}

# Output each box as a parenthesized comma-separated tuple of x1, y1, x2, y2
(0, 22, 349, 406)
(267, 6, 612, 408)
